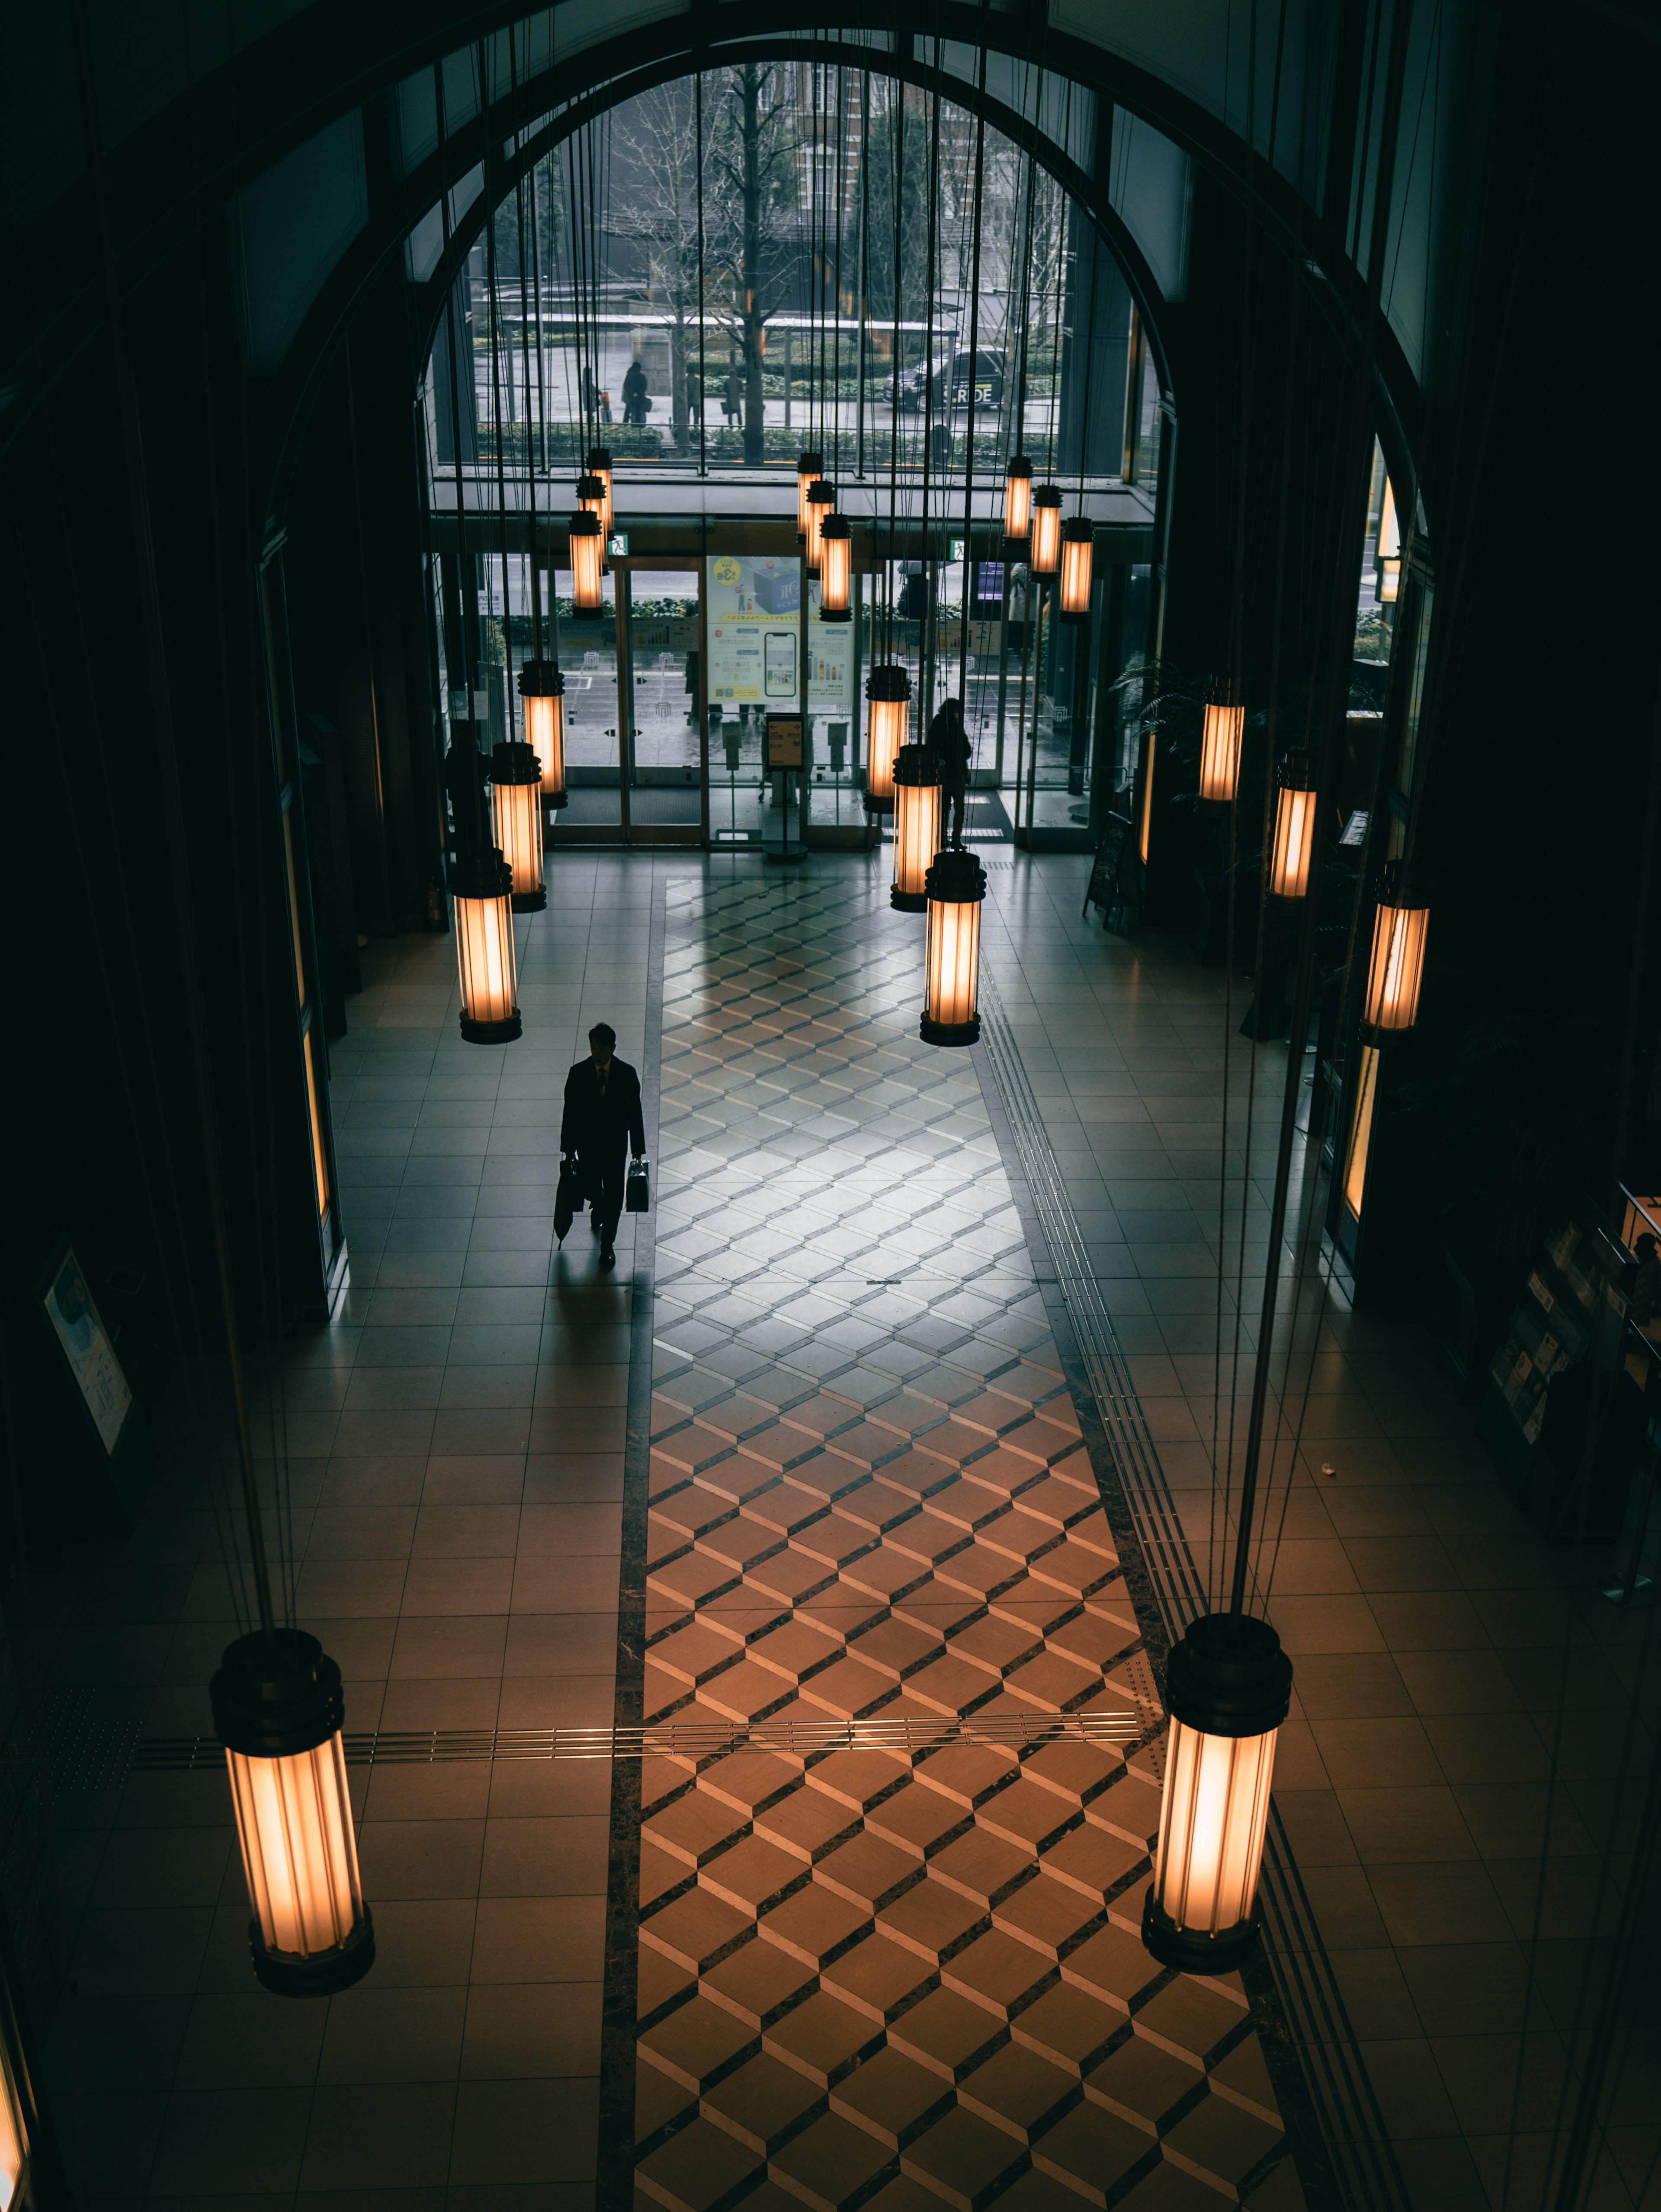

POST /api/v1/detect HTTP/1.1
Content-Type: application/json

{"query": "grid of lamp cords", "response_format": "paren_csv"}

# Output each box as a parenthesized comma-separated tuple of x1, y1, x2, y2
(130, 1704, 1158, 1772)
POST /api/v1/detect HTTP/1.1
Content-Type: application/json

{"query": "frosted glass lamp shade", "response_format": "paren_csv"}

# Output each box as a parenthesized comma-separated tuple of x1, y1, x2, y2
(796, 451, 824, 536)
(1058, 519, 1093, 621)
(1269, 750, 1318, 900)
(584, 448, 613, 533)
(519, 661, 568, 808)
(864, 665, 910, 814)
(452, 846, 521, 1043)
(491, 741, 545, 912)
(211, 1630, 375, 1995)
(0, 2039, 27, 2212)
(1380, 555, 1401, 602)
(1198, 702, 1245, 804)
(805, 480, 836, 576)
(575, 472, 606, 528)
(570, 513, 605, 613)
(921, 847, 987, 1046)
(1003, 455, 1033, 543)
(818, 516, 852, 619)
(1030, 487, 1062, 575)
(1143, 1613, 1292, 1973)
(1361, 866, 1430, 1040)
(891, 744, 941, 912)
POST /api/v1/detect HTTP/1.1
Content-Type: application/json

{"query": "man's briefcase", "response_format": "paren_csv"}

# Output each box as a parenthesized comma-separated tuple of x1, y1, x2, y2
(625, 1159, 650, 1214)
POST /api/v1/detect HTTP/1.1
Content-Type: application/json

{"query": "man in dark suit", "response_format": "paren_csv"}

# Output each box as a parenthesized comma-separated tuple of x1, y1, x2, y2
(560, 1023, 645, 1269)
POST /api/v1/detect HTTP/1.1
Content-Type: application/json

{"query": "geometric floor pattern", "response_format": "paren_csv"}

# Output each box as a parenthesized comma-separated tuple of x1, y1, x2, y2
(635, 872, 1302, 2210)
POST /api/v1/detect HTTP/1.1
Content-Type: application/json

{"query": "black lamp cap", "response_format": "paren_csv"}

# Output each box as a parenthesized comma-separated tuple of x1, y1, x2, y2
(212, 1629, 344, 1758)
(450, 844, 513, 900)
(1032, 483, 1063, 509)
(893, 743, 941, 789)
(798, 450, 824, 474)
(1165, 1612, 1293, 1739)
(585, 446, 612, 472)
(519, 659, 564, 697)
(868, 665, 912, 704)
(1005, 455, 1033, 481)
(1376, 856, 1427, 909)
(1275, 748, 1317, 793)
(807, 480, 837, 508)
(489, 741, 542, 788)
(820, 514, 850, 540)
(574, 477, 605, 507)
(1060, 516, 1094, 545)
(924, 847, 987, 906)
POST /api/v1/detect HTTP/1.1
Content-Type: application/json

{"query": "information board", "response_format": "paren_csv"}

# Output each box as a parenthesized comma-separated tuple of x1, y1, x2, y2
(42, 1245, 133, 1457)
(705, 555, 854, 714)
(1084, 814, 1134, 921)
(765, 715, 804, 769)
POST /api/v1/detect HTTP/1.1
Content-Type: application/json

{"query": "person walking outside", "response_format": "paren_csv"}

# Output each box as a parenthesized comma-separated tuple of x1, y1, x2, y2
(560, 1022, 645, 1270)
(622, 357, 650, 429)
(928, 695, 972, 847)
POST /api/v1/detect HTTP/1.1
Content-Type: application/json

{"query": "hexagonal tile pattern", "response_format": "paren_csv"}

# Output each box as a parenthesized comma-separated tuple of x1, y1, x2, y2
(632, 875, 1293, 2209)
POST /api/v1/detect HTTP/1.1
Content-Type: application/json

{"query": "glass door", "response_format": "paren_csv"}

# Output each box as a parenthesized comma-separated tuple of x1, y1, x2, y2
(548, 564, 623, 839)
(620, 563, 705, 842)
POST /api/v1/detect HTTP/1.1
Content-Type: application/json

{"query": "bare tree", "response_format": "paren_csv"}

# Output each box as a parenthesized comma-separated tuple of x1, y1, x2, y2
(704, 62, 799, 464)
(606, 83, 703, 450)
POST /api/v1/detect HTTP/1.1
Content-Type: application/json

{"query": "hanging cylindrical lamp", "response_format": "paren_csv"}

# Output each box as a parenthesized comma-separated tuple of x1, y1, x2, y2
(1361, 862, 1430, 1040)
(865, 665, 910, 814)
(818, 516, 852, 621)
(1030, 486, 1062, 576)
(1198, 700, 1245, 805)
(1268, 750, 1319, 900)
(805, 480, 837, 577)
(1058, 519, 1094, 622)
(797, 450, 824, 538)
(491, 741, 546, 912)
(0, 2020, 30, 2212)
(519, 661, 568, 809)
(1003, 455, 1033, 545)
(1379, 557, 1401, 603)
(585, 446, 613, 535)
(891, 743, 941, 913)
(576, 472, 607, 528)
(570, 512, 605, 615)
(211, 1629, 375, 1994)
(451, 834, 521, 1043)
(1142, 1613, 1292, 1973)
(921, 848, 987, 1047)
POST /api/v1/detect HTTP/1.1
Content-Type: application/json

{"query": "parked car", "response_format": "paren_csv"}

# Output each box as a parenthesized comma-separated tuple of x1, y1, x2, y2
(899, 348, 1007, 413)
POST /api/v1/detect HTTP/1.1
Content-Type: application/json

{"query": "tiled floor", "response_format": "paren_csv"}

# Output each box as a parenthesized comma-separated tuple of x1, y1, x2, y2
(16, 846, 1659, 2212)
(632, 870, 1300, 2210)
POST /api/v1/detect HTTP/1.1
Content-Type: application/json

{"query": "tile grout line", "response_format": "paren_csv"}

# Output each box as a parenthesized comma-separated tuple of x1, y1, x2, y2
(974, 952, 1414, 2212)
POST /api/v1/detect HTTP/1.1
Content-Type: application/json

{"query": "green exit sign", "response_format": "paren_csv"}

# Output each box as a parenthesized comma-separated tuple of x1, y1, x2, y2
(608, 532, 629, 557)
(948, 538, 966, 561)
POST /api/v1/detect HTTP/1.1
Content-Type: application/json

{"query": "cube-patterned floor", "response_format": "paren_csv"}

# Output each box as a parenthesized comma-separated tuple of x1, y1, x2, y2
(633, 872, 1299, 2211)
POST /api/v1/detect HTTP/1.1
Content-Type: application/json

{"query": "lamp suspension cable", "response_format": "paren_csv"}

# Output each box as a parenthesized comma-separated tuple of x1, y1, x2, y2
(863, 72, 910, 817)
(956, 55, 987, 721)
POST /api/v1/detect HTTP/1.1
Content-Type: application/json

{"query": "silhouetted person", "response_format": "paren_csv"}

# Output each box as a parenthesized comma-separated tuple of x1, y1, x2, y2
(929, 696, 971, 847)
(561, 1022, 644, 1269)
(623, 359, 649, 428)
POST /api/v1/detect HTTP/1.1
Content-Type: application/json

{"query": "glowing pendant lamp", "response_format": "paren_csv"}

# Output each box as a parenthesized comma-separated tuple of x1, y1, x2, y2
(1058, 519, 1094, 622)
(1030, 486, 1062, 576)
(452, 842, 520, 1042)
(891, 743, 941, 912)
(818, 516, 852, 621)
(0, 2023, 32, 2212)
(865, 665, 910, 814)
(1269, 750, 1318, 900)
(491, 741, 546, 912)
(797, 450, 824, 537)
(1380, 557, 1401, 603)
(1003, 455, 1033, 544)
(1198, 700, 1245, 804)
(211, 1630, 375, 1994)
(1142, 1612, 1292, 1973)
(1361, 862, 1430, 1040)
(585, 447, 613, 534)
(519, 660, 568, 809)
(920, 847, 986, 1046)
(570, 512, 605, 615)
(805, 480, 837, 577)
(575, 473, 607, 531)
